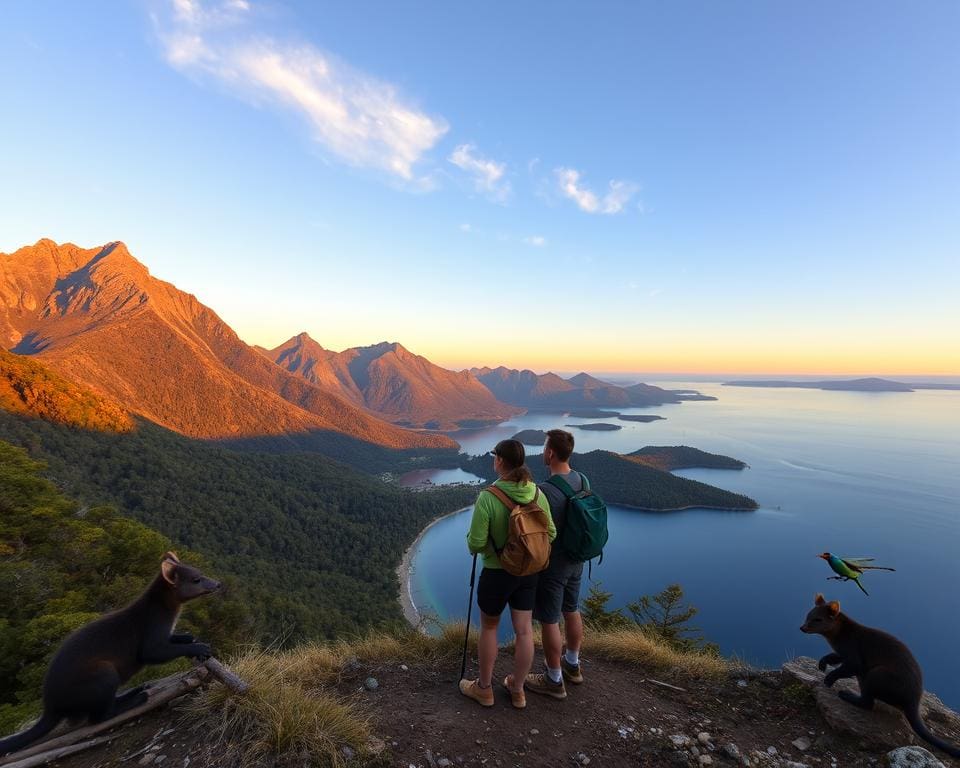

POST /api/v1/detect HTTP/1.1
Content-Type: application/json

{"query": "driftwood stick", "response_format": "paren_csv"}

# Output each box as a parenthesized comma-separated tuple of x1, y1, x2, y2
(646, 677, 687, 692)
(0, 733, 117, 768)
(0, 669, 207, 767)
(201, 658, 250, 695)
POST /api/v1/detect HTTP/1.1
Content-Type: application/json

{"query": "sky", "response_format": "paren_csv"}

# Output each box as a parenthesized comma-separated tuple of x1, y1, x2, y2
(0, 1, 958, 376)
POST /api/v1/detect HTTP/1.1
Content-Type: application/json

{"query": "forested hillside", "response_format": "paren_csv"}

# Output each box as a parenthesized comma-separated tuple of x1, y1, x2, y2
(0, 413, 477, 644)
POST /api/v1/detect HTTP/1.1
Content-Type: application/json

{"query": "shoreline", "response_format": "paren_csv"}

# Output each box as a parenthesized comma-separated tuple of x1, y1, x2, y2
(397, 505, 472, 628)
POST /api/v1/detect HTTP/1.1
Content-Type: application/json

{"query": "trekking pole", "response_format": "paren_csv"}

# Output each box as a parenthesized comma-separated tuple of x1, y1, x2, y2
(459, 553, 478, 682)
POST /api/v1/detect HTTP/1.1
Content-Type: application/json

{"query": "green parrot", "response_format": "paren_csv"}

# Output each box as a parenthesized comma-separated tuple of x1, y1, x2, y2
(819, 552, 896, 596)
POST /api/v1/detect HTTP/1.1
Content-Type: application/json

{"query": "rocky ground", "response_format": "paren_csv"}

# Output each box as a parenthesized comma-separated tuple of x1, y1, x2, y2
(21, 655, 960, 768)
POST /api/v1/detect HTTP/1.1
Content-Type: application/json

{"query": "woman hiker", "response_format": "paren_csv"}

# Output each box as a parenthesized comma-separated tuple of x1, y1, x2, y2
(459, 439, 556, 709)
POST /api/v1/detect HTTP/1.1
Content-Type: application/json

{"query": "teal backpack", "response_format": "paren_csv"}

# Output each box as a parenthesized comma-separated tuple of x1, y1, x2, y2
(547, 473, 608, 565)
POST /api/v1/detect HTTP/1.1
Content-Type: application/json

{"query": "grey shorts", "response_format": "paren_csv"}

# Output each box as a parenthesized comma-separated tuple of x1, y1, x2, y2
(533, 555, 584, 624)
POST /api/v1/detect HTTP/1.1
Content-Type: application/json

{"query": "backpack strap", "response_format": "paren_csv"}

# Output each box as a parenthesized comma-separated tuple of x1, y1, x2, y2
(579, 472, 590, 492)
(484, 485, 514, 557)
(546, 474, 577, 498)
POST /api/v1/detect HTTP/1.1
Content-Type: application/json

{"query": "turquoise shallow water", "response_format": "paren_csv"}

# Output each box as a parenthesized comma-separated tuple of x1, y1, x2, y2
(408, 382, 960, 708)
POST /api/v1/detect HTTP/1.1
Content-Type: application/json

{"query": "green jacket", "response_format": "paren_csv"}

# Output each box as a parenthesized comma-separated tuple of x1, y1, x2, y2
(466, 479, 556, 569)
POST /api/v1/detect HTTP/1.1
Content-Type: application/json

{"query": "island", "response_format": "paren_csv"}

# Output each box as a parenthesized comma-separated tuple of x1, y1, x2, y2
(454, 447, 758, 511)
(511, 429, 549, 445)
(618, 414, 665, 423)
(568, 409, 622, 418)
(567, 422, 622, 431)
(625, 445, 748, 471)
(723, 377, 915, 392)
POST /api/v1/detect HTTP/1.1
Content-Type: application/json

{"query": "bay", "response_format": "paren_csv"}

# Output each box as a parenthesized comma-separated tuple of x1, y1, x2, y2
(408, 382, 960, 708)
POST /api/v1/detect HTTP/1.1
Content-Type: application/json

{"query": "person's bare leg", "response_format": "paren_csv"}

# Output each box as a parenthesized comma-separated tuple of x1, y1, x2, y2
(542, 621, 563, 670)
(563, 610, 584, 654)
(478, 612, 500, 687)
(510, 609, 534, 691)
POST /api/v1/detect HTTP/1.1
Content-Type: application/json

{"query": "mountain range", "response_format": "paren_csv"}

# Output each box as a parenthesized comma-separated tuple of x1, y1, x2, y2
(0, 240, 453, 450)
(470, 366, 688, 408)
(264, 333, 520, 429)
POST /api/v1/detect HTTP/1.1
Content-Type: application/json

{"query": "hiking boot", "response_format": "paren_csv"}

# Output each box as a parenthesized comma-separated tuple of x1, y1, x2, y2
(524, 672, 567, 700)
(560, 654, 583, 684)
(502, 675, 526, 709)
(459, 678, 494, 707)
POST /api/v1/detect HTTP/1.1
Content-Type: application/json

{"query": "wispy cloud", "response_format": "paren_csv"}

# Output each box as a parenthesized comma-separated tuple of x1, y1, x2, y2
(448, 144, 510, 202)
(554, 167, 639, 215)
(153, 0, 448, 181)
(523, 235, 547, 247)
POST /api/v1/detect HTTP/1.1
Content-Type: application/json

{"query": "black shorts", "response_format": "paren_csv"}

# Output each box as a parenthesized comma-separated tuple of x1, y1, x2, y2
(477, 567, 538, 616)
(533, 555, 584, 624)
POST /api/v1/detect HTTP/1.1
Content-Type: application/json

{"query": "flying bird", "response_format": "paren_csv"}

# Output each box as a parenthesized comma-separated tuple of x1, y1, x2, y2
(818, 552, 896, 596)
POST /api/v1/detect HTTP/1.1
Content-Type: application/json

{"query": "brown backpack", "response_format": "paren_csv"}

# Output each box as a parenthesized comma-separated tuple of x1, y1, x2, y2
(485, 486, 552, 577)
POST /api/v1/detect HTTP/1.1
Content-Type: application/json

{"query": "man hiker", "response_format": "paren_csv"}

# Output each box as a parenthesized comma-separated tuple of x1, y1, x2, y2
(525, 429, 592, 699)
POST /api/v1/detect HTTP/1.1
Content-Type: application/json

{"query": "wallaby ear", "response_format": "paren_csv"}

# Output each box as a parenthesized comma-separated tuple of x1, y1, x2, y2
(163, 551, 180, 563)
(827, 600, 840, 616)
(161, 558, 178, 585)
(815, 593, 826, 606)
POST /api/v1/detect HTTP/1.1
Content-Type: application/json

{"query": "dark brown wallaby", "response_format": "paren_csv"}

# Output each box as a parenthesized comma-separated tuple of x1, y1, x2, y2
(801, 594, 959, 758)
(0, 552, 220, 756)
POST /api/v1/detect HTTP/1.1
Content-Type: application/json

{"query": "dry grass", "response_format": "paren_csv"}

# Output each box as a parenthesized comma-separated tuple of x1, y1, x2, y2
(181, 647, 370, 768)
(180, 622, 728, 766)
(584, 626, 730, 678)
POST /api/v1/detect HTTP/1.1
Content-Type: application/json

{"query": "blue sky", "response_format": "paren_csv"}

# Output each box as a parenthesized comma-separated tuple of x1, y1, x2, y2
(1, 1, 958, 374)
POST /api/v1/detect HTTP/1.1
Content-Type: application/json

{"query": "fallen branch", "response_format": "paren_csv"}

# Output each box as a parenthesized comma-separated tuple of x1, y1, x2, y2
(200, 657, 250, 695)
(0, 668, 207, 767)
(0, 733, 117, 768)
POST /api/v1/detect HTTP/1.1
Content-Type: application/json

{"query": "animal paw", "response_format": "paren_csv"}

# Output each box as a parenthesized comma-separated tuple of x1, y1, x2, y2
(192, 642, 212, 659)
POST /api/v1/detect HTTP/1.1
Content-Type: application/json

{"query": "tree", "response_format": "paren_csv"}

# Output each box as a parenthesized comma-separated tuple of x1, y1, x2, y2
(627, 583, 717, 654)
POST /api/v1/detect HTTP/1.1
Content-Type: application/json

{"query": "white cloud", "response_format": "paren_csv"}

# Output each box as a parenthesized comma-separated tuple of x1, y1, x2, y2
(523, 235, 546, 247)
(554, 167, 639, 215)
(448, 144, 510, 202)
(153, 0, 448, 181)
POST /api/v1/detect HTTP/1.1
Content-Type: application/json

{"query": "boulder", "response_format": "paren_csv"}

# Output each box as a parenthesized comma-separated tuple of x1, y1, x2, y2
(782, 657, 960, 753)
(886, 746, 946, 768)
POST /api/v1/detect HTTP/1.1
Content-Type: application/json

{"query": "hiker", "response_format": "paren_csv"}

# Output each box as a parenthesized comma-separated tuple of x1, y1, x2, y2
(459, 439, 555, 709)
(526, 429, 606, 699)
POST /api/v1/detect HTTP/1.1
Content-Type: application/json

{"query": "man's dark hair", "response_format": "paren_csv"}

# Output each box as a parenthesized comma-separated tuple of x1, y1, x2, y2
(545, 429, 575, 462)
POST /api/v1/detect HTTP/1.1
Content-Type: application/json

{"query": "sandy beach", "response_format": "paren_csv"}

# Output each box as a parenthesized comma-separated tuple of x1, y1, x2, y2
(397, 506, 471, 627)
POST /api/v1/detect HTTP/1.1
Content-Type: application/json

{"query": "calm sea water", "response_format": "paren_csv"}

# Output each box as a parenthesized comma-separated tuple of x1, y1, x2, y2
(407, 383, 960, 708)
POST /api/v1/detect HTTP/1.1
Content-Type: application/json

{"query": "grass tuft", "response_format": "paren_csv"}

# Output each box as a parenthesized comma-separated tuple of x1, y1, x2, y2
(584, 626, 729, 678)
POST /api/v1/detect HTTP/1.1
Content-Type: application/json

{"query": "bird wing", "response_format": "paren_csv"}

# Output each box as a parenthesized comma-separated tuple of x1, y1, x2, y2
(839, 558, 867, 574)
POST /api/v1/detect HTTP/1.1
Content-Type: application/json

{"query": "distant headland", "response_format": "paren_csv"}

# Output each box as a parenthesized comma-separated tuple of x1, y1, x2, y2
(724, 377, 960, 392)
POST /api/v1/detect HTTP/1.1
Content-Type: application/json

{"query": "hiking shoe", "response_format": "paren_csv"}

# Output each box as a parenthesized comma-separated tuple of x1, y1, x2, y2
(560, 654, 584, 685)
(459, 678, 494, 707)
(502, 675, 526, 709)
(524, 672, 567, 700)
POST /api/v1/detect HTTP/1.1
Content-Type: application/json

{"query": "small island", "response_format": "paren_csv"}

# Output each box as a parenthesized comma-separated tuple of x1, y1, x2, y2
(723, 377, 914, 392)
(454, 446, 757, 511)
(567, 422, 622, 431)
(511, 429, 549, 445)
(568, 409, 622, 418)
(618, 414, 665, 423)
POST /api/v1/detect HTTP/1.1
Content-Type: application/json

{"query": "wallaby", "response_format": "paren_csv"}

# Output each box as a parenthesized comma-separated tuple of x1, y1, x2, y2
(0, 552, 220, 756)
(801, 594, 960, 758)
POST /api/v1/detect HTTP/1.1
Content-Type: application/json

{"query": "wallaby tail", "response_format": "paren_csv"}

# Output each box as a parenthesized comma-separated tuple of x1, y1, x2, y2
(0, 710, 61, 756)
(906, 709, 960, 758)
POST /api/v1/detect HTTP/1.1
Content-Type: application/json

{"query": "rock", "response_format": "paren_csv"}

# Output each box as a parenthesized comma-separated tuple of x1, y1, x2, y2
(668, 752, 690, 766)
(340, 746, 355, 761)
(781, 762, 810, 768)
(575, 753, 590, 765)
(363, 677, 379, 691)
(886, 746, 946, 768)
(698, 757, 713, 766)
(691, 746, 701, 757)
(737, 679, 748, 688)
(154, 757, 167, 765)
(530, 728, 539, 735)
(698, 732, 712, 746)
(400, 664, 408, 671)
(783, 657, 960, 752)
(425, 749, 437, 768)
(721, 743, 740, 760)
(366, 736, 386, 755)
(437, 760, 453, 768)
(671, 735, 693, 748)
(767, 746, 778, 756)
(138, 756, 155, 766)
(791, 737, 811, 751)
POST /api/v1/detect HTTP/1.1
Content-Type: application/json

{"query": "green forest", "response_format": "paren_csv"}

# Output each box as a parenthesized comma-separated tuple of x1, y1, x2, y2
(0, 413, 477, 646)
